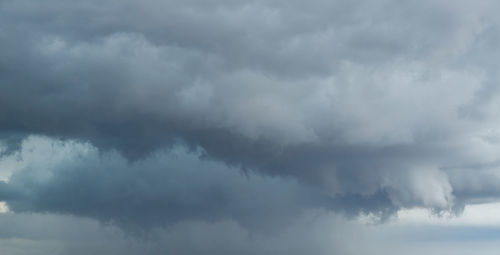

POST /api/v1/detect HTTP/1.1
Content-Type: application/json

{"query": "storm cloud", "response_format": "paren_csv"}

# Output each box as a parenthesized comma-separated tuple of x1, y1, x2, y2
(0, 137, 331, 231)
(2, 0, 500, 253)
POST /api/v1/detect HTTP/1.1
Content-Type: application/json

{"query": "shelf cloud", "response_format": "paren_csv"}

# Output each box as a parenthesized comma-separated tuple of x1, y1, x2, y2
(2, 0, 500, 254)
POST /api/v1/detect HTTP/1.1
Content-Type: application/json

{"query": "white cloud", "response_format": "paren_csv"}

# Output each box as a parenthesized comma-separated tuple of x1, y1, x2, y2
(395, 202, 500, 227)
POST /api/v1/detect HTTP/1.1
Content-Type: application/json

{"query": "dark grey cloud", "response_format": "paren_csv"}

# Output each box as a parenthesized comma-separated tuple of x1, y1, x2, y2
(2, 0, 500, 236)
(0, 139, 330, 232)
(0, 136, 399, 232)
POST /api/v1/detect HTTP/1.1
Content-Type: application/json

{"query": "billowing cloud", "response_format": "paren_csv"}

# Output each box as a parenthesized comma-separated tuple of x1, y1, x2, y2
(2, 1, 500, 251)
(0, 137, 331, 231)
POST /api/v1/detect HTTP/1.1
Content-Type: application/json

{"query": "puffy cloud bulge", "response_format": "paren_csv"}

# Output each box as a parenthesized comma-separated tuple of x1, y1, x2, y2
(1, 0, 500, 228)
(0, 137, 325, 232)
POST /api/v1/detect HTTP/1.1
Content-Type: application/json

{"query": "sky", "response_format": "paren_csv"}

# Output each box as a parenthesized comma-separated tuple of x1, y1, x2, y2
(1, 0, 500, 254)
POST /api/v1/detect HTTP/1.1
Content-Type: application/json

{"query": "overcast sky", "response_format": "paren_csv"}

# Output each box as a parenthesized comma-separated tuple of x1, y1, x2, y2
(2, 0, 500, 254)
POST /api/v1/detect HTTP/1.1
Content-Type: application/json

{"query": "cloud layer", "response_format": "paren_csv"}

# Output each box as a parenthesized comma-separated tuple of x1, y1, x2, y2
(0, 137, 329, 231)
(2, 1, 500, 251)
